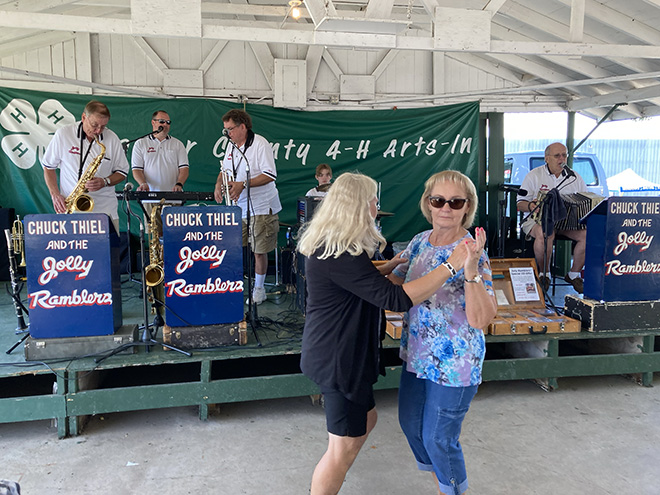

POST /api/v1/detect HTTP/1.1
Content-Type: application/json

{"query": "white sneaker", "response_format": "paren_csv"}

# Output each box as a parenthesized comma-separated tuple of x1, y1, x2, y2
(252, 286, 267, 305)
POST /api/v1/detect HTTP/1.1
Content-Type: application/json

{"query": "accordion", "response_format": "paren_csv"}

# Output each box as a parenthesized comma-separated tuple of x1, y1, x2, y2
(532, 191, 604, 231)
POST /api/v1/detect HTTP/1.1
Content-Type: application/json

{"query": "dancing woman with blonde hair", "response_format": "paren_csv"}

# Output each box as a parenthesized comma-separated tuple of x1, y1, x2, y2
(298, 172, 476, 495)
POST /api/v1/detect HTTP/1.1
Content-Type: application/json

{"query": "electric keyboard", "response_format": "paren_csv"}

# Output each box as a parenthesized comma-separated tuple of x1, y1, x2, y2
(117, 191, 215, 202)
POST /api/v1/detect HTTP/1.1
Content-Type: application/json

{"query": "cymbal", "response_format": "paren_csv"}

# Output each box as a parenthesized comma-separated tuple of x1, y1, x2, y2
(376, 211, 394, 218)
(279, 222, 293, 228)
(316, 183, 332, 192)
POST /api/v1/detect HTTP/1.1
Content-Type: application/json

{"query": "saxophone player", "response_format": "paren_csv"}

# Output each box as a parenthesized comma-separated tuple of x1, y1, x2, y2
(42, 100, 129, 234)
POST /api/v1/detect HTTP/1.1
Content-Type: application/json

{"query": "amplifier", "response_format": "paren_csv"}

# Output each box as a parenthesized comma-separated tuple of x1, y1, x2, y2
(297, 196, 323, 225)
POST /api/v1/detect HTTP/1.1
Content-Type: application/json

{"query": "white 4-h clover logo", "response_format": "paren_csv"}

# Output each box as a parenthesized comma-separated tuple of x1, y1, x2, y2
(0, 98, 75, 169)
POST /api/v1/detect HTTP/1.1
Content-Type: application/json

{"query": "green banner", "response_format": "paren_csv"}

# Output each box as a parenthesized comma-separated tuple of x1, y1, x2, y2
(0, 87, 479, 242)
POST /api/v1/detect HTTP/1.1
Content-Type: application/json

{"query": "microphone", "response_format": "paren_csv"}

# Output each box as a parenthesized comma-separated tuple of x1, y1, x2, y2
(562, 166, 576, 178)
(124, 182, 134, 192)
(153, 126, 164, 135)
(222, 128, 229, 137)
(517, 188, 529, 197)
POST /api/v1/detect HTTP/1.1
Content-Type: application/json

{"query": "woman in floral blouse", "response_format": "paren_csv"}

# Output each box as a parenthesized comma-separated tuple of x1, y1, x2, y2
(390, 170, 497, 495)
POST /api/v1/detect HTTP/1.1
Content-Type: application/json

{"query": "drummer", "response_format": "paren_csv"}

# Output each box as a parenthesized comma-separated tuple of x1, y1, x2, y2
(306, 164, 332, 197)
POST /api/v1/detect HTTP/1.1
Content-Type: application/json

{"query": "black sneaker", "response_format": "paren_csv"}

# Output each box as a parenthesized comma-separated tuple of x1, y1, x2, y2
(564, 274, 584, 293)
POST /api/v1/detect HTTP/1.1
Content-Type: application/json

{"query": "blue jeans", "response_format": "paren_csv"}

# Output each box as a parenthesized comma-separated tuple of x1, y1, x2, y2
(398, 366, 478, 495)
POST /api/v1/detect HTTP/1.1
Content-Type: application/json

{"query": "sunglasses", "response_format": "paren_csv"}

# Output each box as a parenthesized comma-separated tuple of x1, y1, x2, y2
(428, 196, 468, 210)
(153, 119, 171, 125)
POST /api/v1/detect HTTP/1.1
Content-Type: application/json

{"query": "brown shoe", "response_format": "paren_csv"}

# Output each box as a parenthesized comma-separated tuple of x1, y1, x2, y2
(564, 274, 584, 293)
(539, 275, 550, 292)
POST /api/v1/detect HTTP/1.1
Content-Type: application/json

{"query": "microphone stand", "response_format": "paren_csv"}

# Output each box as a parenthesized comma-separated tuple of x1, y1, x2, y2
(121, 191, 191, 357)
(225, 136, 261, 346)
(525, 168, 576, 306)
(121, 128, 162, 283)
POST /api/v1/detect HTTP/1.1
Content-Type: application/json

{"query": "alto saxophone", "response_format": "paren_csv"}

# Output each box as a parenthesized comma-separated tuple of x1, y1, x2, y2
(65, 138, 106, 213)
(144, 199, 165, 286)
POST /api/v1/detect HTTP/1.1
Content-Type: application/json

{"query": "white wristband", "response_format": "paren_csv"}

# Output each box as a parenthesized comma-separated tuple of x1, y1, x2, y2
(442, 261, 457, 277)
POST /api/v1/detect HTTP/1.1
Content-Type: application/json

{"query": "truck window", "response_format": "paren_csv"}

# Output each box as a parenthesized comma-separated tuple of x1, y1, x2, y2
(572, 158, 598, 186)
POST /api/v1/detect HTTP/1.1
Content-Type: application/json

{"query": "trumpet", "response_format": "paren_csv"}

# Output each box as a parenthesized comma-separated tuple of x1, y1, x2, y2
(11, 216, 26, 268)
(221, 168, 237, 206)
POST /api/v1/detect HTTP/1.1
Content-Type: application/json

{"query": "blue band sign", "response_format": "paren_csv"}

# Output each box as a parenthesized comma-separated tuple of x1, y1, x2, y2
(24, 213, 122, 338)
(583, 197, 660, 302)
(162, 205, 243, 326)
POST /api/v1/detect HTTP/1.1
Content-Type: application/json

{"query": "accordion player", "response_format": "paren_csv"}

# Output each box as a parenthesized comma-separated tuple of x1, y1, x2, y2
(516, 142, 594, 294)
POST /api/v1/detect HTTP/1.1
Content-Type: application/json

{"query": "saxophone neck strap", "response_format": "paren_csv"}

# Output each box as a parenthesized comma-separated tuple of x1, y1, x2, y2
(77, 123, 99, 180)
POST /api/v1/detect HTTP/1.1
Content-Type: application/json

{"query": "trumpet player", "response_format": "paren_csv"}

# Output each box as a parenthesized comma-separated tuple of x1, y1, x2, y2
(214, 109, 281, 306)
(42, 100, 129, 234)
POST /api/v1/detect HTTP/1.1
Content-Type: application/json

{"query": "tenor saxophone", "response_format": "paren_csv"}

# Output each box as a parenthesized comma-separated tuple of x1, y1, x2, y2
(65, 138, 106, 213)
(144, 199, 165, 286)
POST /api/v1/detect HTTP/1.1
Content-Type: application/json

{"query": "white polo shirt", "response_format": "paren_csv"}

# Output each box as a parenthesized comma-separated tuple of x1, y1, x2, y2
(222, 132, 282, 219)
(131, 134, 189, 191)
(42, 121, 129, 220)
(518, 164, 588, 233)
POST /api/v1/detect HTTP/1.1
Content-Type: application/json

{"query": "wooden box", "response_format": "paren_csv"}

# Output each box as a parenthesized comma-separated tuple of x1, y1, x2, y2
(385, 311, 404, 339)
(564, 295, 660, 332)
(163, 321, 247, 349)
(25, 324, 138, 360)
(487, 258, 581, 335)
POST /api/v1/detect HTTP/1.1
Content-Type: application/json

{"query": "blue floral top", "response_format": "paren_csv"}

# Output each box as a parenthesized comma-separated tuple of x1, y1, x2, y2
(392, 230, 494, 387)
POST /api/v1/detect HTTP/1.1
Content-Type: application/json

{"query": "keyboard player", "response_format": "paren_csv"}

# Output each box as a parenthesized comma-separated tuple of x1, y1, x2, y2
(516, 142, 588, 293)
(131, 110, 189, 194)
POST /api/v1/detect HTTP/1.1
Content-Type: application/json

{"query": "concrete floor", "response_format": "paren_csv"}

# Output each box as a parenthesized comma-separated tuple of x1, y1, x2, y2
(2, 374, 659, 494)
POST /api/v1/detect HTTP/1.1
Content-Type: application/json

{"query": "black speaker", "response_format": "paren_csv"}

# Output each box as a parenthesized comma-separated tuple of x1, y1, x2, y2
(0, 208, 16, 281)
(119, 231, 140, 274)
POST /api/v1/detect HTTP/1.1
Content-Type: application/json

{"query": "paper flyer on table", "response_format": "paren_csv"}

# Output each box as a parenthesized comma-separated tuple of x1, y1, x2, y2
(509, 267, 541, 302)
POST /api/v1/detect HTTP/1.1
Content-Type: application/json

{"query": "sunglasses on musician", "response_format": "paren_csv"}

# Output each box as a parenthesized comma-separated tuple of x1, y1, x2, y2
(153, 119, 171, 125)
(428, 197, 468, 210)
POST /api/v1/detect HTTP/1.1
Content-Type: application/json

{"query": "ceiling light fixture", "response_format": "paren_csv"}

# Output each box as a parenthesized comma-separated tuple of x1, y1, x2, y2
(290, 0, 302, 20)
(281, 0, 303, 27)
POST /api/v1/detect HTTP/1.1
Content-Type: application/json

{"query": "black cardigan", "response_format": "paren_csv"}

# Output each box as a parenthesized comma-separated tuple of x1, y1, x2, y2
(300, 250, 413, 404)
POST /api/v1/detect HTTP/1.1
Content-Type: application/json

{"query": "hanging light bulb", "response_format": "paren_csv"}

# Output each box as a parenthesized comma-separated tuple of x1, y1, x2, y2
(289, 0, 302, 20)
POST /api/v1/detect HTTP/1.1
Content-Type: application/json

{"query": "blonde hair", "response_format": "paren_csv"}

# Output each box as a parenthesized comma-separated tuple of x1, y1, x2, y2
(297, 172, 385, 259)
(419, 170, 478, 229)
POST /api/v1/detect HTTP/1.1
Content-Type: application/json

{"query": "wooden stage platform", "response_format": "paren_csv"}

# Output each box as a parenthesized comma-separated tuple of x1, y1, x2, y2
(2, 275, 660, 438)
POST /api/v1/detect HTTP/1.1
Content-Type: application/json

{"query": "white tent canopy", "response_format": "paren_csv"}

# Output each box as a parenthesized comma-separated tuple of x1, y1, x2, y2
(607, 168, 660, 195)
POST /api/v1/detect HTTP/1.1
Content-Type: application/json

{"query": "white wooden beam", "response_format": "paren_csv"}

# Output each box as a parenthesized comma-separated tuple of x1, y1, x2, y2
(569, 0, 585, 43)
(365, 0, 395, 20)
(130, 36, 167, 73)
(555, 0, 660, 46)
(321, 51, 343, 79)
(305, 45, 324, 94)
(0, 10, 131, 34)
(0, 64, 169, 97)
(198, 40, 228, 73)
(483, 0, 508, 16)
(130, 0, 201, 38)
(303, 0, 338, 27)
(446, 52, 523, 84)
(74, 32, 93, 94)
(250, 42, 275, 89)
(0, 31, 75, 58)
(568, 84, 660, 111)
(372, 50, 398, 79)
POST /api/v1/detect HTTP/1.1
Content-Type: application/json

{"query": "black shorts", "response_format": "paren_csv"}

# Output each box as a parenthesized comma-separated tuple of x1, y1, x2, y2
(320, 386, 376, 438)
